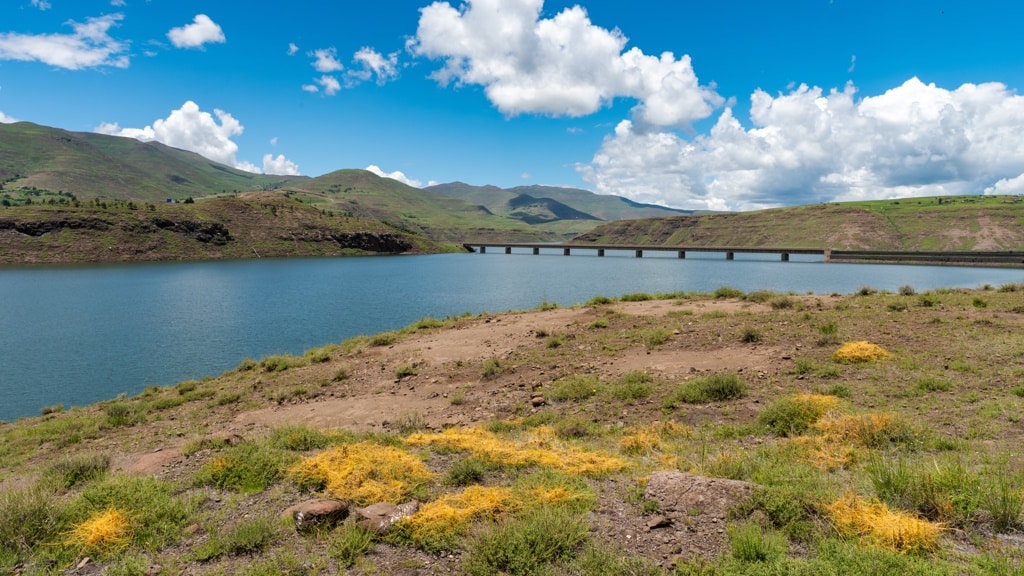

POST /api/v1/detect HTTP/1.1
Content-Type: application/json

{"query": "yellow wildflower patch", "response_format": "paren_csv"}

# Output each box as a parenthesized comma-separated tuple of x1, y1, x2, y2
(792, 393, 843, 418)
(833, 341, 891, 363)
(825, 493, 945, 554)
(67, 509, 131, 552)
(289, 441, 433, 505)
(402, 485, 513, 544)
(406, 426, 627, 476)
(619, 421, 692, 456)
(791, 435, 859, 470)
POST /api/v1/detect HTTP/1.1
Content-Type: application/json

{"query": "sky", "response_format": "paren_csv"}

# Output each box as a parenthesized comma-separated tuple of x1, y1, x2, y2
(1, 1, 1024, 211)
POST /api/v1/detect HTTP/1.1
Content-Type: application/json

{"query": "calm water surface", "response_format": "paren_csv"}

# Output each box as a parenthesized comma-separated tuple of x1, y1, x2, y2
(2, 251, 1021, 421)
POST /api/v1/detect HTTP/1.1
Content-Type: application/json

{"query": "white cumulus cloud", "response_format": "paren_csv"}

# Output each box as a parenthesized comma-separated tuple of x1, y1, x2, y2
(31, 0, 52, 11)
(366, 165, 423, 188)
(95, 101, 287, 174)
(287, 42, 299, 56)
(0, 13, 129, 70)
(311, 48, 344, 73)
(985, 173, 1024, 195)
(263, 154, 300, 176)
(0, 110, 17, 123)
(409, 0, 720, 128)
(167, 14, 225, 49)
(579, 78, 1024, 211)
(348, 47, 399, 86)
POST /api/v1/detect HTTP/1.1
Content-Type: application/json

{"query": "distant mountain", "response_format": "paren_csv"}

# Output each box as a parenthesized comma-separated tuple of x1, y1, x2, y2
(276, 170, 563, 243)
(425, 182, 695, 223)
(0, 122, 303, 202)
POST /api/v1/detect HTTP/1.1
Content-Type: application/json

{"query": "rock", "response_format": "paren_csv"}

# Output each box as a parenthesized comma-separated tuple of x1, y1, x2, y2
(531, 396, 546, 407)
(353, 501, 420, 535)
(645, 515, 672, 531)
(282, 498, 351, 531)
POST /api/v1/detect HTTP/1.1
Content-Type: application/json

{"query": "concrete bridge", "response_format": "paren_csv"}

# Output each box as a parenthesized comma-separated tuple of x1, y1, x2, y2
(463, 243, 825, 262)
(463, 243, 1024, 267)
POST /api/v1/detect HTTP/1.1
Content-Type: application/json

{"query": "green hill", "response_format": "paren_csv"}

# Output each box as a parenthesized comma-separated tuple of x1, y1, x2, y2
(0, 192, 445, 264)
(572, 196, 1024, 251)
(0, 122, 303, 202)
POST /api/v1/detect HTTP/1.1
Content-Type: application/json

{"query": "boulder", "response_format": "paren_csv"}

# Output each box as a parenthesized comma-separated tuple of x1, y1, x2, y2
(353, 500, 420, 535)
(282, 498, 351, 531)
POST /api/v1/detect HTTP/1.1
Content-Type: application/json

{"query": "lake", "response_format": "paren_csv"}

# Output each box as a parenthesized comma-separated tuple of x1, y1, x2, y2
(1, 251, 1021, 421)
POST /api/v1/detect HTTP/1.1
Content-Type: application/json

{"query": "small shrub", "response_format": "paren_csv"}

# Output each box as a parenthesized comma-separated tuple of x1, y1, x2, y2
(757, 394, 840, 437)
(639, 328, 670, 349)
(857, 286, 878, 296)
(270, 425, 331, 451)
(898, 285, 917, 296)
(549, 375, 602, 402)
(545, 333, 567, 348)
(740, 327, 762, 343)
(330, 522, 374, 568)
(195, 517, 276, 561)
(983, 473, 1024, 533)
(586, 295, 614, 306)
(395, 364, 418, 379)
(104, 402, 142, 427)
(1011, 386, 1024, 398)
(463, 507, 588, 576)
(194, 441, 292, 493)
(588, 318, 608, 329)
(304, 346, 334, 364)
(744, 290, 775, 303)
(664, 374, 746, 409)
(413, 317, 445, 330)
(47, 453, 111, 489)
(393, 412, 427, 434)
(449, 388, 466, 406)
(235, 358, 257, 372)
(260, 355, 300, 373)
(728, 522, 787, 563)
(481, 358, 502, 379)
(214, 392, 241, 406)
(972, 297, 988, 309)
(332, 365, 350, 382)
(40, 403, 63, 416)
(444, 457, 488, 486)
(793, 357, 814, 375)
(536, 300, 558, 311)
(370, 331, 399, 346)
(917, 293, 939, 307)
(713, 286, 744, 299)
(620, 292, 653, 302)
(608, 371, 654, 403)
(826, 383, 852, 399)
(887, 300, 909, 312)
(915, 377, 953, 393)
(554, 416, 601, 439)
(151, 396, 185, 410)
(770, 296, 796, 310)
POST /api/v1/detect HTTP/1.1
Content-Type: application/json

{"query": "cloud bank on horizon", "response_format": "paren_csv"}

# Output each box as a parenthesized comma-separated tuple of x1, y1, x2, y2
(1, 0, 1023, 210)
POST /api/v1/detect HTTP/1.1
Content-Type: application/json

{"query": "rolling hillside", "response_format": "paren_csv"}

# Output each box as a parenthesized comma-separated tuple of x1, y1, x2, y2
(0, 122, 303, 202)
(572, 196, 1024, 251)
(0, 192, 445, 264)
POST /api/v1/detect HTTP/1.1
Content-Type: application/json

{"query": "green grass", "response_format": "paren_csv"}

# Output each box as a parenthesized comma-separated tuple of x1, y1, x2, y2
(193, 440, 295, 493)
(664, 374, 747, 409)
(549, 374, 603, 402)
(463, 507, 589, 576)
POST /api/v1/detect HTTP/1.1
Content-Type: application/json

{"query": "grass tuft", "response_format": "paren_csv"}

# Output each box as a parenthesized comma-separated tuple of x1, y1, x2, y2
(833, 341, 891, 363)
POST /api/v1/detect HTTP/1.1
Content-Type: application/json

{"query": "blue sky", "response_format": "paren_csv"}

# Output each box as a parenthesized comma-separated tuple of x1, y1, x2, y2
(2, 1, 1023, 210)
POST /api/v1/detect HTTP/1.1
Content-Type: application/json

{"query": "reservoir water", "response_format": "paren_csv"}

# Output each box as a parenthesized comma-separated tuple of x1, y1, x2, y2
(2, 251, 1022, 421)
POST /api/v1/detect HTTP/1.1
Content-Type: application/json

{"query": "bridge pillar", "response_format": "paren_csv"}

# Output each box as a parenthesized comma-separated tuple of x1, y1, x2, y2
(505, 246, 512, 254)
(781, 253, 789, 262)
(635, 249, 643, 258)
(726, 252, 734, 260)
(678, 251, 686, 259)
(597, 248, 605, 257)
(564, 247, 571, 256)
(533, 247, 540, 255)
(480, 246, 486, 254)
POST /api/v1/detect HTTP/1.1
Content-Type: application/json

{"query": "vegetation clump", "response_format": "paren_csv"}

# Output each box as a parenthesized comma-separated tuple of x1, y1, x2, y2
(824, 493, 946, 554)
(758, 393, 842, 437)
(833, 341, 891, 363)
(66, 508, 131, 553)
(289, 441, 433, 505)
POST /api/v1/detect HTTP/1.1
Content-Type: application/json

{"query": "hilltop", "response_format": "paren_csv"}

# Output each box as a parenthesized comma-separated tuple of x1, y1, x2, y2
(2, 285, 1024, 574)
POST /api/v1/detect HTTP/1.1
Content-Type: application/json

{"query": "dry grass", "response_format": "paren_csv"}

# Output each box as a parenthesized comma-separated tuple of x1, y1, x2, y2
(66, 508, 132, 553)
(401, 485, 513, 546)
(405, 426, 628, 477)
(833, 341, 891, 363)
(824, 493, 946, 554)
(618, 421, 692, 456)
(288, 441, 433, 505)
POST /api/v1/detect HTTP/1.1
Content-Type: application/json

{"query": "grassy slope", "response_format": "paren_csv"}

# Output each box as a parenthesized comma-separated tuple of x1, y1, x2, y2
(0, 122, 303, 203)
(2, 286, 1024, 574)
(282, 170, 563, 243)
(0, 192, 445, 264)
(574, 196, 1024, 251)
